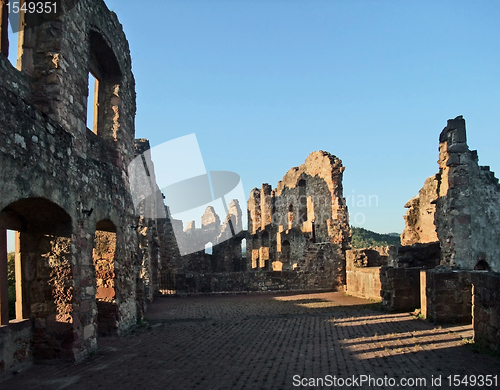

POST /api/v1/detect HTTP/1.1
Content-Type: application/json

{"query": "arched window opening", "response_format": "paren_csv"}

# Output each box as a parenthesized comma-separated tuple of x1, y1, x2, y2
(288, 204, 294, 229)
(205, 242, 213, 255)
(474, 260, 491, 271)
(241, 238, 246, 258)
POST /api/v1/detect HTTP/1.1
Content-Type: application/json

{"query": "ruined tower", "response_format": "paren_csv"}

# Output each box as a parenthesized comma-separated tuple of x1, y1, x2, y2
(0, 0, 143, 375)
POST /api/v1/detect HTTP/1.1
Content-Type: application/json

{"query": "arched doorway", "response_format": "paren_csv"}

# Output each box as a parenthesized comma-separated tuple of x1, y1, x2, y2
(0, 198, 74, 359)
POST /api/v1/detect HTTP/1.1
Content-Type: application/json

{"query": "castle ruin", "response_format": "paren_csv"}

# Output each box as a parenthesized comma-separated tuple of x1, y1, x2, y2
(0, 0, 499, 379)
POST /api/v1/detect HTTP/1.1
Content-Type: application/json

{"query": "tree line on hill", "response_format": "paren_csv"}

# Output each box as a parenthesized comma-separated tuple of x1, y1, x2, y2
(350, 227, 401, 249)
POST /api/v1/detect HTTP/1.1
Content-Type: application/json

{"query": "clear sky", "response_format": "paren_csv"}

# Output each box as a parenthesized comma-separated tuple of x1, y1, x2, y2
(102, 0, 500, 235)
(10, 0, 500, 244)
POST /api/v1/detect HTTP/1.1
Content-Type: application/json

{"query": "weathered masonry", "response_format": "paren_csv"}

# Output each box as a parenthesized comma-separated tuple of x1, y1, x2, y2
(0, 0, 149, 376)
(247, 151, 350, 287)
(347, 117, 500, 354)
(156, 151, 351, 295)
(402, 115, 500, 272)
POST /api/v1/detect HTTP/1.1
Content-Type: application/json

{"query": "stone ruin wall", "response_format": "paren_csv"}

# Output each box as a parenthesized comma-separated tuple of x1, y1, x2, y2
(169, 200, 244, 274)
(402, 116, 500, 273)
(384, 117, 500, 353)
(400, 176, 439, 246)
(153, 151, 351, 295)
(247, 151, 350, 291)
(0, 0, 161, 377)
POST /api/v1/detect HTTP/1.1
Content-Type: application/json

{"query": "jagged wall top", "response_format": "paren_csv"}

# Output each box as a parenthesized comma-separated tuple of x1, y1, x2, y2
(274, 151, 345, 196)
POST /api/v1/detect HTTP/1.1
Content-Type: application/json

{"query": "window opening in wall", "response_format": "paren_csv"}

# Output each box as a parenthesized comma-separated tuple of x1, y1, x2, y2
(298, 179, 307, 223)
(281, 240, 291, 266)
(6, 230, 16, 321)
(288, 204, 294, 229)
(87, 29, 122, 140)
(205, 242, 213, 255)
(1, 198, 73, 345)
(241, 238, 246, 258)
(0, 228, 24, 325)
(3, 2, 20, 67)
(0, 228, 8, 324)
(87, 72, 100, 133)
(474, 260, 491, 271)
(7, 27, 17, 66)
(2, 3, 33, 74)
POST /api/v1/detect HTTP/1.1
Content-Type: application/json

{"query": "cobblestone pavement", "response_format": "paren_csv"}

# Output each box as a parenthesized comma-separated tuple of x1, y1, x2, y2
(1, 292, 499, 389)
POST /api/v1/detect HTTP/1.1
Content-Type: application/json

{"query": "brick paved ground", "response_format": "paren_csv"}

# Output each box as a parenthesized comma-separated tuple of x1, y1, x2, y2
(1, 292, 499, 389)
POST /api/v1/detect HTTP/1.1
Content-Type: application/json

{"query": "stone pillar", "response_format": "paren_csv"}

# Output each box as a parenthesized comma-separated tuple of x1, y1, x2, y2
(420, 270, 428, 320)
(260, 184, 272, 230)
(14, 231, 25, 320)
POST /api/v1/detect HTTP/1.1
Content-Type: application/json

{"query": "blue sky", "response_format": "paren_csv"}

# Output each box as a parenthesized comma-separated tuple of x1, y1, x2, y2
(8, 0, 500, 243)
(102, 0, 500, 235)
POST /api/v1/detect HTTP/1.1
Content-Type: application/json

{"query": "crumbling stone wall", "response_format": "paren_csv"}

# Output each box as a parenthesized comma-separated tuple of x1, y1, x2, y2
(403, 116, 500, 273)
(347, 242, 441, 309)
(379, 242, 441, 311)
(420, 269, 472, 324)
(169, 200, 244, 273)
(435, 116, 500, 272)
(155, 151, 350, 295)
(401, 176, 439, 246)
(247, 151, 350, 289)
(173, 243, 342, 295)
(397, 117, 500, 349)
(0, 0, 144, 375)
(471, 272, 500, 354)
(345, 247, 391, 301)
(380, 267, 421, 311)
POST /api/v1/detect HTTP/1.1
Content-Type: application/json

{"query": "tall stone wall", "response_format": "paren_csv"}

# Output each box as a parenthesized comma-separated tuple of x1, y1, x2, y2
(402, 116, 500, 272)
(0, 0, 146, 376)
(154, 151, 350, 295)
(248, 151, 350, 285)
(435, 117, 500, 272)
(397, 117, 500, 352)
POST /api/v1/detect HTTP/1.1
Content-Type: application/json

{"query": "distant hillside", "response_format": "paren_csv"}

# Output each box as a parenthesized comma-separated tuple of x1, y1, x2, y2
(350, 227, 401, 249)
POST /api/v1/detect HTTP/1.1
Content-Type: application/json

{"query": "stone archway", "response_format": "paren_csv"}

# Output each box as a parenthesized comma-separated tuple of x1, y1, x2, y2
(0, 197, 74, 360)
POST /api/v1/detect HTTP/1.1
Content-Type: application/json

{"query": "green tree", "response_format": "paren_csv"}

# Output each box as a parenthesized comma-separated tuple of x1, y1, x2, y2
(7, 252, 15, 285)
(7, 252, 15, 319)
(350, 227, 400, 249)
